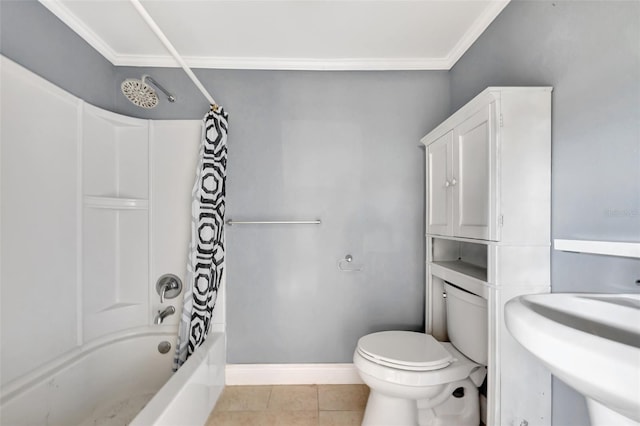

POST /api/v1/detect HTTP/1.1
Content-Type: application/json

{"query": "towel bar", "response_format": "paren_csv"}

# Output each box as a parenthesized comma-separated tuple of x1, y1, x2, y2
(225, 219, 321, 226)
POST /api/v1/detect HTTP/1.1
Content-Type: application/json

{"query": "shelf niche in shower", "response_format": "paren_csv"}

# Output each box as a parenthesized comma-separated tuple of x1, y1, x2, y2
(82, 104, 149, 342)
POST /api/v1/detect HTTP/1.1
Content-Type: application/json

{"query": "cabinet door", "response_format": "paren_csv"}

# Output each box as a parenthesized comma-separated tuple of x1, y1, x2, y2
(427, 131, 453, 236)
(453, 103, 497, 240)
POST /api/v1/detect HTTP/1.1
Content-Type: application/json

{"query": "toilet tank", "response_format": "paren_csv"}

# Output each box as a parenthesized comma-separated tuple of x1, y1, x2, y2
(444, 283, 488, 365)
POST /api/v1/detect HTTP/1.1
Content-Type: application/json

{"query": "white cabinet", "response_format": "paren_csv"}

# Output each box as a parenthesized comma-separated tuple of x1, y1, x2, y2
(453, 103, 496, 240)
(421, 87, 552, 426)
(427, 131, 453, 236)
(426, 103, 496, 240)
(423, 89, 550, 244)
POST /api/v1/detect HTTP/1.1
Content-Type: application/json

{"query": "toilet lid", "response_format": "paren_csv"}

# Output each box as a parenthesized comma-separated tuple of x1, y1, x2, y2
(357, 331, 453, 371)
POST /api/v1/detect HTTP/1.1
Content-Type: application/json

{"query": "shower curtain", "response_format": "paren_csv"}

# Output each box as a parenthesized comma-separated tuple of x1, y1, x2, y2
(174, 106, 228, 370)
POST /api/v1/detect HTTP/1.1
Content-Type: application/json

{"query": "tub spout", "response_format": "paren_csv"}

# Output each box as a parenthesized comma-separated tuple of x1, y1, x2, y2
(154, 306, 175, 325)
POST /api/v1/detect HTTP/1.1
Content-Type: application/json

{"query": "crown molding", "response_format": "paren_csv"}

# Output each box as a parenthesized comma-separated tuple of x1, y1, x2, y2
(446, 0, 510, 68)
(39, 0, 509, 71)
(111, 54, 452, 71)
(39, 0, 120, 64)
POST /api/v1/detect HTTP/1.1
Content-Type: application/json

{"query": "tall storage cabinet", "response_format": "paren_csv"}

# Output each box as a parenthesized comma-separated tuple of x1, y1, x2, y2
(421, 87, 552, 426)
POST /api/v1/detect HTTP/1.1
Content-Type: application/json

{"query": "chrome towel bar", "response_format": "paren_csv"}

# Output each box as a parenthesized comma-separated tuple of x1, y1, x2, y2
(225, 219, 321, 226)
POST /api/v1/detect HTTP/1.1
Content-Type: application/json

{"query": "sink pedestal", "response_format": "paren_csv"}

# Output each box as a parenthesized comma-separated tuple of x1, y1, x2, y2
(587, 399, 640, 426)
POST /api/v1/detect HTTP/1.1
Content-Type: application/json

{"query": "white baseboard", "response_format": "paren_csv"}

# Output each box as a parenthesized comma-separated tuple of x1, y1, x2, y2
(225, 363, 363, 385)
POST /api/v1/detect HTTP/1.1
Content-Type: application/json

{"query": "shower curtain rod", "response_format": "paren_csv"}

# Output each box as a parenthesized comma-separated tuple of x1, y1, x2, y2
(129, 0, 218, 108)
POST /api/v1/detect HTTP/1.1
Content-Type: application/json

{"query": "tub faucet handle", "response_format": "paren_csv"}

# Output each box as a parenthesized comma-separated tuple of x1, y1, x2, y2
(156, 274, 182, 303)
(160, 284, 167, 303)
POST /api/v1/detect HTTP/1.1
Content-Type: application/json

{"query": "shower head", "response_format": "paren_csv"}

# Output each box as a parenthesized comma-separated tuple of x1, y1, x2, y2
(121, 75, 175, 109)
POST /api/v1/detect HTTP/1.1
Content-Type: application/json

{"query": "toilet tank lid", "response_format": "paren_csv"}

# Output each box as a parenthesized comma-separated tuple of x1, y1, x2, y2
(357, 331, 453, 370)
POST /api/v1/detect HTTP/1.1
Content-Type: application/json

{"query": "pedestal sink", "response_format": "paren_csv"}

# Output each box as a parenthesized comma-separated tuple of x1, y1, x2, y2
(505, 293, 640, 425)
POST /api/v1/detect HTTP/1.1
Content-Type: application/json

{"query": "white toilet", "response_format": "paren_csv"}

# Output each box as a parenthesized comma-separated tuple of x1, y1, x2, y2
(354, 283, 488, 426)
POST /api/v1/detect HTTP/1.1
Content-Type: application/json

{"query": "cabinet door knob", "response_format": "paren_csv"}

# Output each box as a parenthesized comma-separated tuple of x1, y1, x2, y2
(445, 180, 451, 187)
(451, 178, 457, 186)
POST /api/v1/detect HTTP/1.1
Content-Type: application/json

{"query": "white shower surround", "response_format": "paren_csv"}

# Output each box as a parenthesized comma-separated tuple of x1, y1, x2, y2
(0, 56, 225, 425)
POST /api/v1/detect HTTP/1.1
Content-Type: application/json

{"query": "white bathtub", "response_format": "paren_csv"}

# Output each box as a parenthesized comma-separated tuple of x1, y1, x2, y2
(131, 331, 225, 426)
(0, 327, 225, 426)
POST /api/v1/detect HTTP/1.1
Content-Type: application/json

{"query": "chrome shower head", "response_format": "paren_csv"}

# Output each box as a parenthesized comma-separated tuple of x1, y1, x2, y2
(121, 75, 175, 109)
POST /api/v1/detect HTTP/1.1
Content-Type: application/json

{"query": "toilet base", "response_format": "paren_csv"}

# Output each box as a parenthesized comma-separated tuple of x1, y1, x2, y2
(362, 391, 418, 426)
(362, 379, 480, 426)
(417, 379, 480, 426)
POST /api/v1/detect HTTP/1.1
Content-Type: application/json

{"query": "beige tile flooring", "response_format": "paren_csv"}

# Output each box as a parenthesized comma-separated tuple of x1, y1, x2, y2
(206, 384, 369, 426)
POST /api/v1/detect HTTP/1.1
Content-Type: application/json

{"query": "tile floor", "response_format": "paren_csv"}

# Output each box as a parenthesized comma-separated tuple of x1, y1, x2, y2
(206, 384, 369, 426)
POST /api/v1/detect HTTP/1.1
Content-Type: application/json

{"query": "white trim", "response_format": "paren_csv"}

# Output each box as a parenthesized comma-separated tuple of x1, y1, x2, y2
(554, 239, 640, 259)
(225, 363, 363, 385)
(111, 54, 452, 71)
(147, 120, 154, 326)
(38, 0, 120, 65)
(38, 0, 508, 71)
(446, 0, 510, 68)
(76, 101, 84, 347)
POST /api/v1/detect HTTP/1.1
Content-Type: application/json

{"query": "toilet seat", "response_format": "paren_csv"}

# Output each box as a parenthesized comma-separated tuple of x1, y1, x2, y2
(354, 341, 485, 388)
(357, 331, 453, 371)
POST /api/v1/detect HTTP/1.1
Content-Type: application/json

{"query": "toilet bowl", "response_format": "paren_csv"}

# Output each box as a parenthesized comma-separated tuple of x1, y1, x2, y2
(354, 283, 488, 426)
(354, 331, 486, 426)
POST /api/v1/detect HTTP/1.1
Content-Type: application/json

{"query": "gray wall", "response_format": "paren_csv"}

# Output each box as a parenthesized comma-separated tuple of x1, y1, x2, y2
(118, 66, 451, 363)
(117, 67, 451, 363)
(0, 1, 211, 118)
(3, 0, 639, 423)
(1, 0, 450, 363)
(0, 0, 116, 112)
(219, 70, 449, 362)
(117, 64, 449, 363)
(114, 66, 220, 119)
(450, 1, 640, 425)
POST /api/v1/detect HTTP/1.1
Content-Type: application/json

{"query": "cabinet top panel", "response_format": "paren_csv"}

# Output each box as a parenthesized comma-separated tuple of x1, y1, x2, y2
(420, 86, 552, 146)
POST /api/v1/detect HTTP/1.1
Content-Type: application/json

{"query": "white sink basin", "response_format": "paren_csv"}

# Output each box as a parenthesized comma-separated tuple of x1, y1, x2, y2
(505, 293, 640, 425)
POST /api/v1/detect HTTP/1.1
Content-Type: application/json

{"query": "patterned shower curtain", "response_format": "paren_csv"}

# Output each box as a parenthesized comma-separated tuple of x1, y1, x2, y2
(173, 106, 228, 371)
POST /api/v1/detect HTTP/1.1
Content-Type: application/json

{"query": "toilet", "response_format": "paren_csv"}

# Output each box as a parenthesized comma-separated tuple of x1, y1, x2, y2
(353, 283, 488, 426)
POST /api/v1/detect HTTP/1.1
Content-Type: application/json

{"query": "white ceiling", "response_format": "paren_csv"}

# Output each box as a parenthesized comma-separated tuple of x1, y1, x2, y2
(40, 0, 509, 71)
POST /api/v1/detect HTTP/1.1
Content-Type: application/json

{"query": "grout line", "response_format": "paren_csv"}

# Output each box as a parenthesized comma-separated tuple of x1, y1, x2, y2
(266, 385, 273, 411)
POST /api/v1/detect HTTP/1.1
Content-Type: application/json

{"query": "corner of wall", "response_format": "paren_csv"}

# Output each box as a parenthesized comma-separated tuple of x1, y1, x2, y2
(0, 0, 118, 113)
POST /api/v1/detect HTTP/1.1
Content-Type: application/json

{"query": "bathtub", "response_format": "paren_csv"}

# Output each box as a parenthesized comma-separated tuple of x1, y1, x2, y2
(131, 330, 225, 426)
(0, 327, 225, 426)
